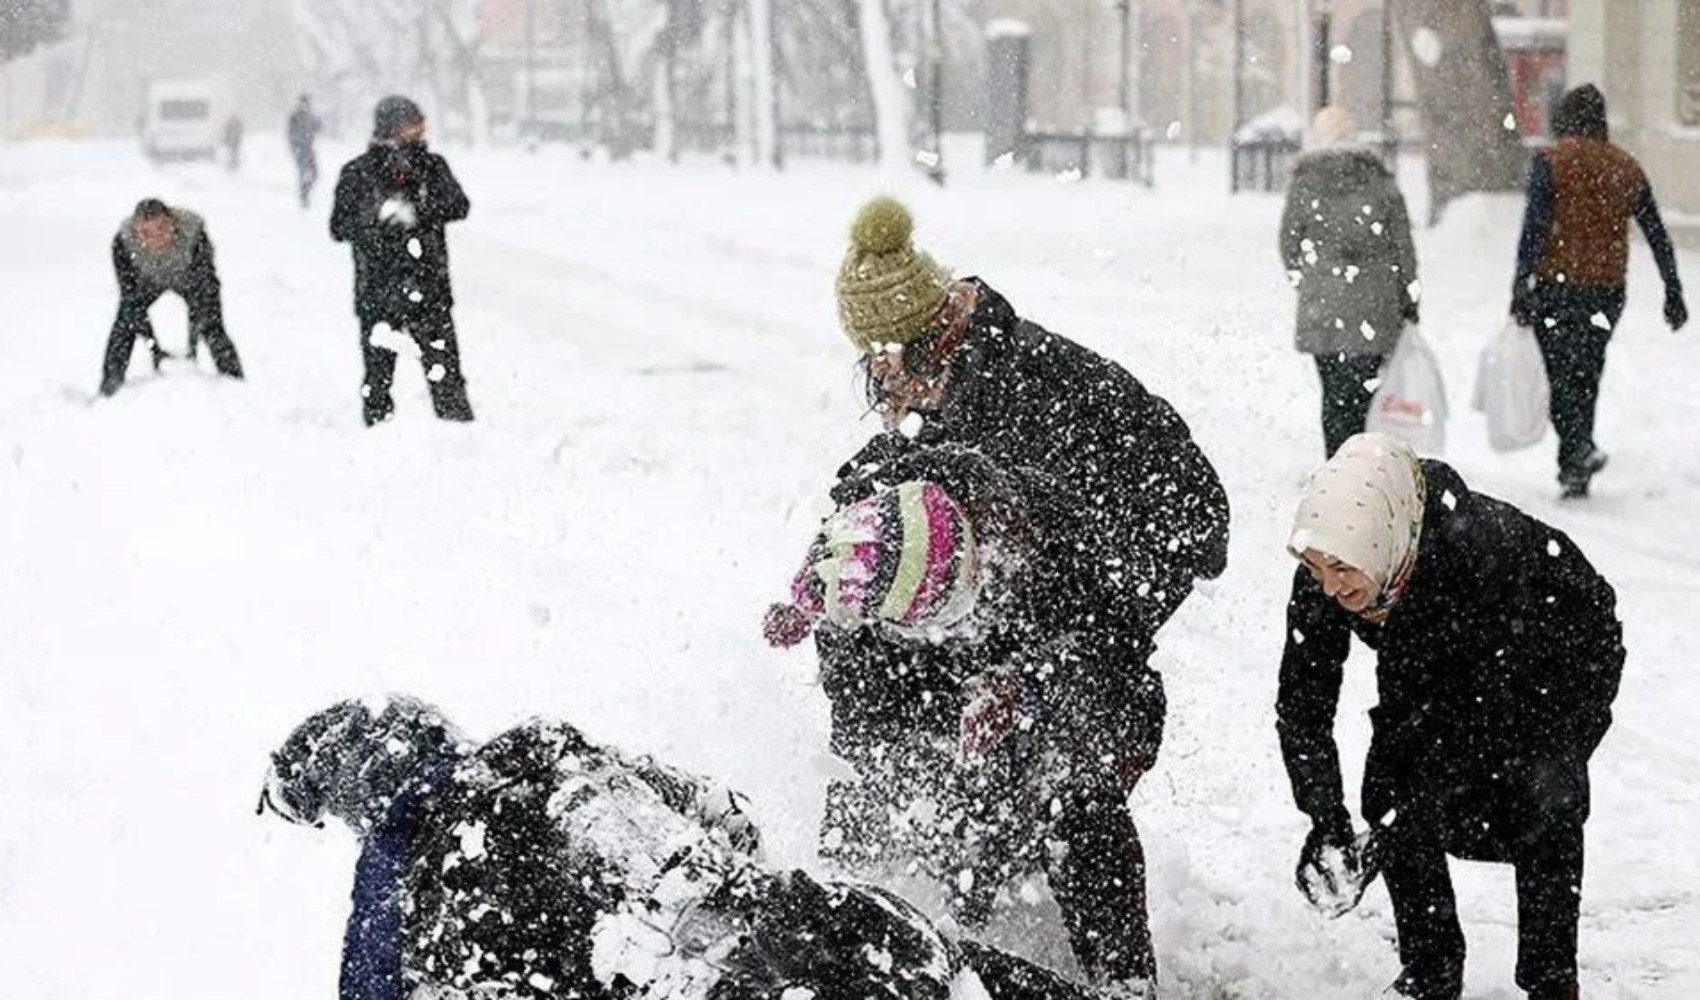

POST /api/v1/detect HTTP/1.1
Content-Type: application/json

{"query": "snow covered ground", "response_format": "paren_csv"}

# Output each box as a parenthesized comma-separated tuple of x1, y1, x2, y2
(1, 135, 1696, 999)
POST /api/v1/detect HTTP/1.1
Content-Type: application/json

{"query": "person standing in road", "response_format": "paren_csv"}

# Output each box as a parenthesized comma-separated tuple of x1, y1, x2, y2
(330, 96, 474, 426)
(288, 95, 323, 209)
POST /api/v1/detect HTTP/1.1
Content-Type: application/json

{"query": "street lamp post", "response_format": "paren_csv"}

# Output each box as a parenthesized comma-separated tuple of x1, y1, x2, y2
(1314, 0, 1333, 110)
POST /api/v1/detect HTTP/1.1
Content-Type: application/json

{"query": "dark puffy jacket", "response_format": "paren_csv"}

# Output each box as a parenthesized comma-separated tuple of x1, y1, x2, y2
(820, 280, 1228, 745)
(1279, 147, 1419, 357)
(1276, 460, 1624, 858)
(330, 143, 469, 323)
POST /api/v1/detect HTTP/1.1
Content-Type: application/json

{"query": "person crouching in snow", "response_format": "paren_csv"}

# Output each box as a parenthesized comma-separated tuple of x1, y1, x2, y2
(101, 198, 245, 396)
(767, 195, 1229, 998)
(260, 695, 1119, 1000)
(765, 444, 1184, 1000)
(330, 96, 474, 427)
(1276, 433, 1624, 1000)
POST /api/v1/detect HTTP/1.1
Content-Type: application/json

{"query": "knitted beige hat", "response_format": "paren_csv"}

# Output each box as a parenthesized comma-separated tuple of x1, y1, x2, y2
(835, 197, 951, 353)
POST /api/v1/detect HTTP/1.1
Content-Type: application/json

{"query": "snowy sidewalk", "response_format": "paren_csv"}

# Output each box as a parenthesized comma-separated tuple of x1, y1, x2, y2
(0, 138, 1696, 999)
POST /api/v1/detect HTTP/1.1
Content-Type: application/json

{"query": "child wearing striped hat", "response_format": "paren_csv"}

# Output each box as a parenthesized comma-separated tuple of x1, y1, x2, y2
(763, 480, 982, 648)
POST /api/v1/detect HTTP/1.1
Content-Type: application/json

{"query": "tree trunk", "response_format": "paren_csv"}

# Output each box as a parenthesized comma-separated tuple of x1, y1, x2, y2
(1391, 0, 1526, 223)
(748, 0, 780, 167)
(856, 0, 910, 176)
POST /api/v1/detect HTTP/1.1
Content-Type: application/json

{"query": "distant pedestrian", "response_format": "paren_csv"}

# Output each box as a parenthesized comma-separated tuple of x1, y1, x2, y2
(222, 114, 244, 173)
(1510, 83, 1688, 498)
(330, 96, 473, 426)
(287, 95, 322, 209)
(101, 198, 244, 397)
(1280, 106, 1421, 457)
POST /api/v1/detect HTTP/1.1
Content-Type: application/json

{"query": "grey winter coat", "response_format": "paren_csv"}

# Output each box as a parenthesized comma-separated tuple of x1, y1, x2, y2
(1279, 147, 1419, 357)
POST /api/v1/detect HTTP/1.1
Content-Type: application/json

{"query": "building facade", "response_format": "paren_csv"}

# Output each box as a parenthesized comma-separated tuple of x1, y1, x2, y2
(1567, 0, 1700, 242)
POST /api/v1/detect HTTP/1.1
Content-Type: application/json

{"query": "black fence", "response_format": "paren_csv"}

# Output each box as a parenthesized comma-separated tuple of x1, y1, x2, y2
(780, 124, 878, 163)
(1231, 134, 1303, 193)
(1018, 130, 1155, 186)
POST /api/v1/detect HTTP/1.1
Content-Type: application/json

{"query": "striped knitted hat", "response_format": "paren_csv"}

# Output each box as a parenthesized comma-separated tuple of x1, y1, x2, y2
(796, 481, 980, 633)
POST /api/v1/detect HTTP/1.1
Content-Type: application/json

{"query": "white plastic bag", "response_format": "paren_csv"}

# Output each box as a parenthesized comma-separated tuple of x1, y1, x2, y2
(1366, 325, 1448, 455)
(1472, 321, 1550, 452)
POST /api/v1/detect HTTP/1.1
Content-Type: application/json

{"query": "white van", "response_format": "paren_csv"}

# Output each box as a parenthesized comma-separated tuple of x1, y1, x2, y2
(143, 81, 219, 162)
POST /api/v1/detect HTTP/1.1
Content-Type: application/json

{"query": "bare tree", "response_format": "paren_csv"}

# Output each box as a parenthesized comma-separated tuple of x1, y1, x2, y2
(291, 0, 489, 143)
(857, 0, 913, 173)
(1392, 0, 1526, 221)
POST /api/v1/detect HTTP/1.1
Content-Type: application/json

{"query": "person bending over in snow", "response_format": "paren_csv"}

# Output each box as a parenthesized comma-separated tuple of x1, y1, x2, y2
(764, 449, 1194, 999)
(331, 96, 473, 427)
(763, 197, 1229, 999)
(1277, 433, 1624, 1000)
(260, 695, 1116, 1000)
(100, 198, 245, 396)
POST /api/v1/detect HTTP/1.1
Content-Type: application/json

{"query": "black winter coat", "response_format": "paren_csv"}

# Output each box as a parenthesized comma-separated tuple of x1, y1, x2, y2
(330, 143, 469, 323)
(1276, 461, 1623, 859)
(820, 279, 1228, 754)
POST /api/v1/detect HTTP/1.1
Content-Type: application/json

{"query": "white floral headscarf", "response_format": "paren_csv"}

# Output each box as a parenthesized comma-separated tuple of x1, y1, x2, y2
(1288, 433, 1426, 595)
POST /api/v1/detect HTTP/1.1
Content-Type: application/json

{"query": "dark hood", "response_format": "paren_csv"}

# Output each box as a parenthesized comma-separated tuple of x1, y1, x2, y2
(1553, 83, 1608, 141)
(260, 695, 465, 836)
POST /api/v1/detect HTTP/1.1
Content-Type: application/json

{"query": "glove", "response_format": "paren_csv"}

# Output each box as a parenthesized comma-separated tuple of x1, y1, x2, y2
(1510, 287, 1535, 328)
(1295, 810, 1380, 918)
(762, 602, 814, 649)
(1667, 287, 1689, 332)
(959, 670, 1026, 763)
(1400, 298, 1420, 326)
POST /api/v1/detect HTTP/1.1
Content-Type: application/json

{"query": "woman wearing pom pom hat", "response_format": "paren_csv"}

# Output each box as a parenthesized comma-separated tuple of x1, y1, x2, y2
(766, 197, 1230, 997)
(1277, 433, 1623, 1000)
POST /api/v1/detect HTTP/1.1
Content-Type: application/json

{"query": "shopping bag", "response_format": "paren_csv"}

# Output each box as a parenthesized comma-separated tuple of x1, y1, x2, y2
(1471, 321, 1550, 452)
(1366, 325, 1447, 455)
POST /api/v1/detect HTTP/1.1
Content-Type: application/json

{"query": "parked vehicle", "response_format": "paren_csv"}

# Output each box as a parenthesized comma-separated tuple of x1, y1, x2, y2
(143, 81, 219, 162)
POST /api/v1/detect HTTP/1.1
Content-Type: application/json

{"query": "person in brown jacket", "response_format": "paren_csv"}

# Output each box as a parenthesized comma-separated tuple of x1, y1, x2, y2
(1510, 83, 1688, 499)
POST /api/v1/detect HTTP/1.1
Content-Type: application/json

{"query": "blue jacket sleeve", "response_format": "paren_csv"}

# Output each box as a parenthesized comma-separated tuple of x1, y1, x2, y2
(1512, 153, 1554, 295)
(1633, 181, 1684, 295)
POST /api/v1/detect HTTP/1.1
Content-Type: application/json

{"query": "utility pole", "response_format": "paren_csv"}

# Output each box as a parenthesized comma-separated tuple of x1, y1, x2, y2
(1185, 0, 1200, 162)
(1380, 0, 1395, 164)
(524, 0, 537, 140)
(1230, 0, 1243, 191)
(1314, 0, 1332, 110)
(928, 0, 945, 183)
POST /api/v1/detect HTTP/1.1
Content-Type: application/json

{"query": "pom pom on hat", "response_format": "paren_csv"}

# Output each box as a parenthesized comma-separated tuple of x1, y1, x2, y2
(850, 196, 915, 255)
(836, 197, 951, 353)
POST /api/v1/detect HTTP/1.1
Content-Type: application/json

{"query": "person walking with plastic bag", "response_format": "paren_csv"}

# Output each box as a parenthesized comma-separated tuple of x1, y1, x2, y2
(1276, 433, 1624, 1000)
(1510, 83, 1688, 498)
(1280, 106, 1421, 456)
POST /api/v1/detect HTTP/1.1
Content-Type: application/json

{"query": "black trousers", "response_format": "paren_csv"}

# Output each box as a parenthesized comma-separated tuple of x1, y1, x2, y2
(1380, 796, 1586, 996)
(1529, 284, 1624, 486)
(102, 283, 244, 396)
(815, 627, 1162, 988)
(1313, 353, 1385, 457)
(360, 311, 474, 426)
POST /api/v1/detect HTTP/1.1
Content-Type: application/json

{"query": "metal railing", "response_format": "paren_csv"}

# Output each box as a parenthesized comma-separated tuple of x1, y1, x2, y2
(1019, 129, 1156, 186)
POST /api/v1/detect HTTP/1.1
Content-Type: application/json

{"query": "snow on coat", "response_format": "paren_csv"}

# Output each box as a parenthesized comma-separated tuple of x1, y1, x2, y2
(261, 697, 1108, 1000)
(330, 143, 469, 324)
(1279, 148, 1419, 358)
(1276, 460, 1624, 858)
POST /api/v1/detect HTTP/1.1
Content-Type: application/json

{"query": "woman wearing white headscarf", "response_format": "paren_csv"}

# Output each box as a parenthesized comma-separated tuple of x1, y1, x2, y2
(1276, 434, 1624, 1000)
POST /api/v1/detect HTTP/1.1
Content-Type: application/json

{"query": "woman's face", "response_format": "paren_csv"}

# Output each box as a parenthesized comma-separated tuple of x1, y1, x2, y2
(867, 342, 951, 428)
(1299, 548, 1381, 613)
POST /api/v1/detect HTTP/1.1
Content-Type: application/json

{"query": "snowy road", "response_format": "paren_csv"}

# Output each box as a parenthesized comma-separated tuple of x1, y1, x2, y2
(1, 138, 1697, 999)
